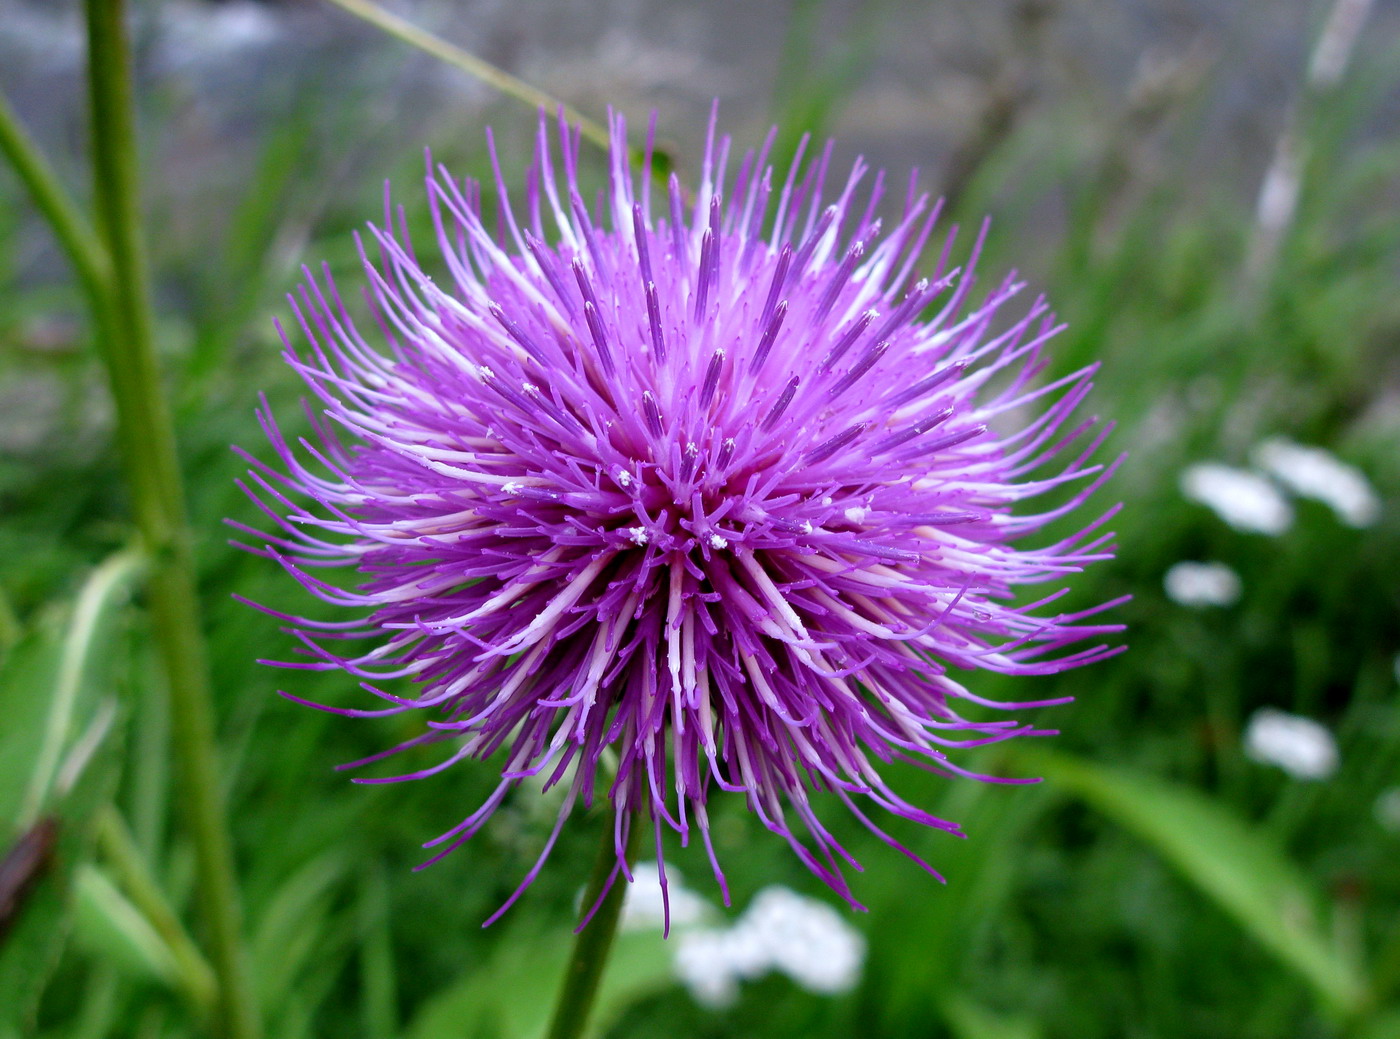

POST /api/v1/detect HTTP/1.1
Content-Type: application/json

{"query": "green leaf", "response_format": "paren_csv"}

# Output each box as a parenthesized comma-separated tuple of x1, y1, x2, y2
(1025, 750, 1366, 1018)
(72, 864, 182, 988)
(0, 554, 136, 1036)
(0, 629, 63, 835)
(0, 703, 123, 1031)
(93, 806, 217, 1016)
(19, 550, 140, 828)
(1, 549, 138, 838)
(0, 552, 136, 1029)
(940, 995, 1044, 1039)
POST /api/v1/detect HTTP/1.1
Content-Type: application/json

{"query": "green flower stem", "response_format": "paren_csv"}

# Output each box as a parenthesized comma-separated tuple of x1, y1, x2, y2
(544, 812, 641, 1039)
(0, 89, 110, 315)
(83, 2, 260, 1038)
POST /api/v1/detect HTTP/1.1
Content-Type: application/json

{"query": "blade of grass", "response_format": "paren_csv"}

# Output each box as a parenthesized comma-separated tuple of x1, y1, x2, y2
(129, 639, 170, 858)
(1025, 749, 1367, 1021)
(19, 549, 142, 829)
(73, 865, 185, 991)
(0, 89, 110, 314)
(249, 851, 348, 1014)
(357, 864, 399, 1039)
(323, 0, 611, 153)
(0, 691, 122, 1033)
(95, 805, 218, 1017)
(941, 995, 1043, 1039)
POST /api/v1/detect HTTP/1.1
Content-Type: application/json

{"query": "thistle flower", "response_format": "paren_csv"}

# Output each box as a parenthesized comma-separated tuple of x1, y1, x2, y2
(234, 109, 1123, 924)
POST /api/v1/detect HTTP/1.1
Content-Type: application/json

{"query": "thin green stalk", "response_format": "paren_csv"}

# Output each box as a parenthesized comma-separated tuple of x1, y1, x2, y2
(357, 865, 399, 1039)
(96, 805, 218, 1016)
(0, 88, 110, 315)
(83, 2, 260, 1037)
(323, 0, 611, 151)
(544, 812, 641, 1039)
(320, 0, 676, 182)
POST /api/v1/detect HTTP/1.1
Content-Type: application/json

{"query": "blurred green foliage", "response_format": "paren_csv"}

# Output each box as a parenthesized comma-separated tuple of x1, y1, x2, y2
(2, 1, 1399, 1037)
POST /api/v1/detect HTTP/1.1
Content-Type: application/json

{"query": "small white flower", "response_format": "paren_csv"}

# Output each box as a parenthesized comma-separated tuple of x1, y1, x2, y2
(673, 886, 866, 1007)
(708, 533, 727, 550)
(621, 860, 708, 931)
(739, 887, 866, 995)
(501, 481, 522, 495)
(1252, 438, 1380, 528)
(1180, 463, 1293, 535)
(1163, 561, 1242, 607)
(674, 929, 744, 1008)
(1374, 788, 1400, 833)
(627, 526, 649, 545)
(1243, 708, 1338, 780)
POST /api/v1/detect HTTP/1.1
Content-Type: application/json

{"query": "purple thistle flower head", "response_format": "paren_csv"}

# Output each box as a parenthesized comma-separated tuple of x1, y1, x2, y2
(234, 108, 1124, 927)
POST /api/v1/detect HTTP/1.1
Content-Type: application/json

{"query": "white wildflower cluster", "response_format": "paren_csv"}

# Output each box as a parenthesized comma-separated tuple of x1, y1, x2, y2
(1163, 561, 1242, 608)
(621, 868, 866, 1009)
(620, 861, 709, 932)
(1171, 438, 1380, 609)
(1243, 708, 1338, 781)
(1179, 463, 1293, 534)
(1179, 438, 1380, 535)
(673, 887, 867, 1008)
(1252, 438, 1381, 528)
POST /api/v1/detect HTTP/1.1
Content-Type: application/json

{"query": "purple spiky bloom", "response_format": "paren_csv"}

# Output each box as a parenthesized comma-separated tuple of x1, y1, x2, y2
(234, 109, 1124, 926)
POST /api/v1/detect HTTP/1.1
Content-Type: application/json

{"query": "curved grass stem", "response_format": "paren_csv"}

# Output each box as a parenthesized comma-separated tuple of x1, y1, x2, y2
(0, 89, 110, 314)
(323, 0, 612, 150)
(318, 0, 678, 182)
